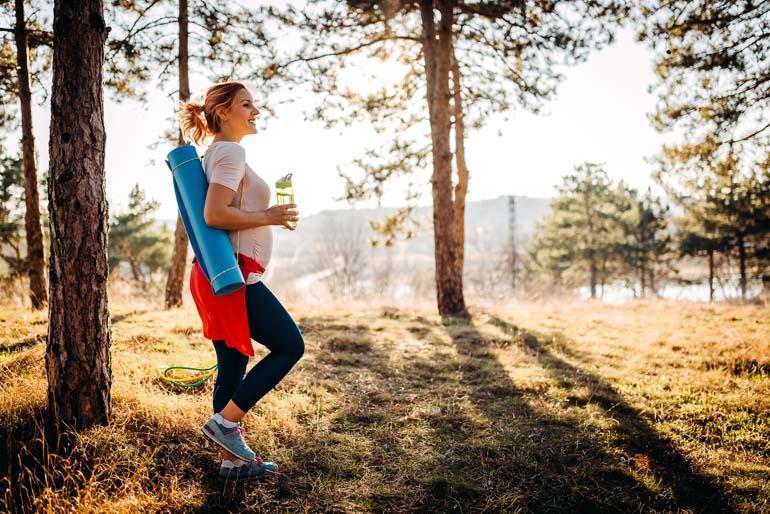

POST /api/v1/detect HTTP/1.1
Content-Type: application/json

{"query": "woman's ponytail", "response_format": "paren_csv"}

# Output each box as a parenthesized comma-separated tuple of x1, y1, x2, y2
(180, 101, 208, 145)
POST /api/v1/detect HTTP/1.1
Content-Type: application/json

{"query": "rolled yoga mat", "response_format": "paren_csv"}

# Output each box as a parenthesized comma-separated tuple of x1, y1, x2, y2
(166, 145, 244, 296)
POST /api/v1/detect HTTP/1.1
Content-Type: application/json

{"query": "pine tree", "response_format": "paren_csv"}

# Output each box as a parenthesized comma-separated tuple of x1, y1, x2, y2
(661, 147, 770, 300)
(528, 163, 621, 298)
(260, 1, 628, 315)
(0, 0, 52, 309)
(613, 186, 673, 298)
(0, 148, 25, 280)
(46, 0, 112, 433)
(640, 1, 770, 299)
(108, 185, 171, 288)
(639, 1, 770, 151)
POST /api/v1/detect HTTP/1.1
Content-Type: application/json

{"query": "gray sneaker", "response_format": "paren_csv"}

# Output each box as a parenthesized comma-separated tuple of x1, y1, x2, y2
(201, 415, 256, 462)
(218, 457, 278, 481)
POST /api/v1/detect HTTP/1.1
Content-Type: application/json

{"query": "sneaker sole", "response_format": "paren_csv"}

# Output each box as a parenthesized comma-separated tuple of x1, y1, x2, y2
(217, 469, 271, 482)
(201, 425, 255, 462)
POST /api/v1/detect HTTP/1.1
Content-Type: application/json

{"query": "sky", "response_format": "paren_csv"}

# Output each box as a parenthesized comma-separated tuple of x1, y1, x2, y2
(19, 27, 673, 221)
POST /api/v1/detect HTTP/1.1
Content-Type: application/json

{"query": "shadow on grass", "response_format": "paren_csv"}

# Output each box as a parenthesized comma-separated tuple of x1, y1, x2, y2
(0, 405, 49, 512)
(110, 309, 149, 325)
(0, 307, 738, 513)
(436, 310, 735, 513)
(0, 334, 45, 352)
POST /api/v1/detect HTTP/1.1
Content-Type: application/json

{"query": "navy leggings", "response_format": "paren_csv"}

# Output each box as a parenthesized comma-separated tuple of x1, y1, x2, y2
(212, 281, 304, 413)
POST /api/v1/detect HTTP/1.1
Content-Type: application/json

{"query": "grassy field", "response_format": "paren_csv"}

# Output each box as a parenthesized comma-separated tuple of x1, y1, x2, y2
(0, 297, 768, 513)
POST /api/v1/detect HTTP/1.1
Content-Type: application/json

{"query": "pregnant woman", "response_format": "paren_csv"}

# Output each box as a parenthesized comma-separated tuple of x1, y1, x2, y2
(179, 81, 304, 481)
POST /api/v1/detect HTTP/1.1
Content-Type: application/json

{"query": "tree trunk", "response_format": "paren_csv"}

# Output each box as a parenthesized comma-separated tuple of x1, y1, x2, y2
(648, 267, 656, 296)
(420, 0, 466, 317)
(640, 257, 646, 298)
(599, 255, 607, 299)
(14, 0, 47, 309)
(737, 233, 747, 299)
(450, 44, 468, 283)
(589, 254, 597, 299)
(129, 259, 142, 282)
(46, 0, 112, 434)
(164, 0, 191, 309)
(708, 248, 714, 302)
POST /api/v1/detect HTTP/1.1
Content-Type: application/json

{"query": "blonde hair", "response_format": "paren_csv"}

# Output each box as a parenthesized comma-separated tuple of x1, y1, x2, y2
(179, 81, 249, 145)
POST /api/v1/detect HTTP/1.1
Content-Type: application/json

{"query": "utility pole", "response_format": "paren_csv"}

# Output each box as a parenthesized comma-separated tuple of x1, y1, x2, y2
(508, 195, 517, 290)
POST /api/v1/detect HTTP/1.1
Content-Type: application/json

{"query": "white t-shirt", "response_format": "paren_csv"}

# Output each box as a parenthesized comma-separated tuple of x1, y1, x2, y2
(202, 141, 272, 284)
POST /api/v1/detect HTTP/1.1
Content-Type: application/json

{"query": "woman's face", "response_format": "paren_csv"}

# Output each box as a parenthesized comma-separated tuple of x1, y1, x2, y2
(221, 88, 260, 139)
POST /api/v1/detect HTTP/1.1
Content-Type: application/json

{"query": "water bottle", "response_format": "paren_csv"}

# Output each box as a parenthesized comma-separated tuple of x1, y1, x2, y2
(275, 172, 297, 230)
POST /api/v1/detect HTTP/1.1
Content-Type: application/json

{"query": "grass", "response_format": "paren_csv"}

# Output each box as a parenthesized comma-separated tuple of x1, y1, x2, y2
(0, 297, 768, 513)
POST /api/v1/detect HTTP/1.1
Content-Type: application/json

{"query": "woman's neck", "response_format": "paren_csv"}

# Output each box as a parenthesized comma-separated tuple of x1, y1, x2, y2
(212, 126, 242, 143)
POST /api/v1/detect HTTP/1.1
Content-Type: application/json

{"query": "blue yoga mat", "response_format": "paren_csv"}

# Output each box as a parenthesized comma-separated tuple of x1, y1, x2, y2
(166, 145, 244, 296)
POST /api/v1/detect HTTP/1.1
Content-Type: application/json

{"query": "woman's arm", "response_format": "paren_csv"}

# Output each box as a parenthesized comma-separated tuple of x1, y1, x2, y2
(203, 183, 298, 230)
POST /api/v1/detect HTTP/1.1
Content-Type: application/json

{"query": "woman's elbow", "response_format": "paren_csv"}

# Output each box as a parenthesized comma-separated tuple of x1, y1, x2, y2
(203, 207, 221, 228)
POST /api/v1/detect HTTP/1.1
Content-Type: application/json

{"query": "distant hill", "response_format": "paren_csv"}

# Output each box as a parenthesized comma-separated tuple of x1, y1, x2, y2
(159, 195, 552, 259)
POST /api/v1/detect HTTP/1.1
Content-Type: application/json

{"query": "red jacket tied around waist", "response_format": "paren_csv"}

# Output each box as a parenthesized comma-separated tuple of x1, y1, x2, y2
(189, 253, 264, 357)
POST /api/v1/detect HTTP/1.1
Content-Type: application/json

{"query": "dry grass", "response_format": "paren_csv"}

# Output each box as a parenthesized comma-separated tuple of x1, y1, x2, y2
(0, 297, 768, 513)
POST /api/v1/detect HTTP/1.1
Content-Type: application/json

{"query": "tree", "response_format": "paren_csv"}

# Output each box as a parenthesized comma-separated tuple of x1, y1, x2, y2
(659, 147, 770, 300)
(109, 185, 171, 288)
(639, 1, 770, 152)
(0, 0, 52, 309)
(528, 163, 621, 298)
(0, 149, 25, 281)
(613, 186, 673, 298)
(46, 0, 112, 433)
(105, 0, 275, 308)
(261, 0, 627, 316)
(701, 154, 770, 300)
(314, 213, 369, 299)
(677, 215, 722, 302)
(640, 1, 770, 299)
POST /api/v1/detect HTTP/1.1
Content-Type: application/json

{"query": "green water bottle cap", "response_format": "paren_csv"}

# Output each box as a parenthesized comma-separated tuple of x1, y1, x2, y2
(276, 172, 293, 188)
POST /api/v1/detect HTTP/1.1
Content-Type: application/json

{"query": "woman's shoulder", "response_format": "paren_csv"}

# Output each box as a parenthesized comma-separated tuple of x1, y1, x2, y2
(206, 141, 246, 158)
(204, 142, 247, 172)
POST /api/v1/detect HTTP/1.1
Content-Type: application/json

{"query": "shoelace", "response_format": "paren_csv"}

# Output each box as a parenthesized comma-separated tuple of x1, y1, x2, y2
(237, 425, 265, 465)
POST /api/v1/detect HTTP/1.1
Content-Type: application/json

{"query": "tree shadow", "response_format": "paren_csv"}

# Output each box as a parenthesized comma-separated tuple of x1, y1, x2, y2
(0, 334, 45, 352)
(0, 405, 50, 512)
(1, 307, 738, 512)
(436, 310, 736, 513)
(110, 309, 149, 325)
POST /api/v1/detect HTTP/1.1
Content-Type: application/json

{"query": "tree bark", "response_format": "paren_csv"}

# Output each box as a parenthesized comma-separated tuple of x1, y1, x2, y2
(450, 43, 468, 284)
(164, 0, 190, 309)
(589, 254, 597, 299)
(420, 0, 467, 318)
(46, 0, 112, 433)
(14, 0, 47, 309)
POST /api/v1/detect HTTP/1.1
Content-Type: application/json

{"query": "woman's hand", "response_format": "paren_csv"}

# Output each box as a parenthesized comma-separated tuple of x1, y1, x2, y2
(265, 203, 299, 230)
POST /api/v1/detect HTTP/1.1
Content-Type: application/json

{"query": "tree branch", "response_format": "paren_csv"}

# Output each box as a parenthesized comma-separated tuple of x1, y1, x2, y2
(729, 120, 770, 145)
(277, 35, 420, 70)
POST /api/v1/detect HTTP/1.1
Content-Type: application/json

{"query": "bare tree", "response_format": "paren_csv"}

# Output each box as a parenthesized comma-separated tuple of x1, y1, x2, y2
(371, 244, 396, 301)
(315, 213, 369, 300)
